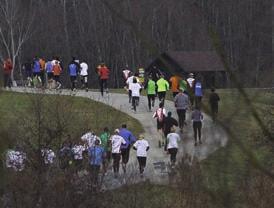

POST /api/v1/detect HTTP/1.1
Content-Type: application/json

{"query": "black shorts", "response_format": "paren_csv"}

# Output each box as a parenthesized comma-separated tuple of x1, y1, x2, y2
(121, 147, 130, 164)
(47, 72, 53, 79)
(157, 120, 164, 130)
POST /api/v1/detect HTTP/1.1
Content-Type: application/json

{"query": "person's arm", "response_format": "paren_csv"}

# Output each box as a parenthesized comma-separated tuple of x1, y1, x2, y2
(163, 108, 167, 117)
(173, 118, 178, 126)
(146, 142, 150, 151)
(133, 142, 137, 150)
(130, 132, 136, 145)
(200, 112, 204, 121)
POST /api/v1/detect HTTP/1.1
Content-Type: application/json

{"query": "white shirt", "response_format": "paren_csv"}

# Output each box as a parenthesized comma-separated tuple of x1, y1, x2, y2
(123, 69, 131, 80)
(72, 145, 86, 160)
(187, 77, 195, 88)
(110, 135, 126, 153)
(126, 76, 140, 85)
(80, 62, 88, 76)
(41, 148, 56, 164)
(51, 59, 60, 66)
(133, 139, 149, 157)
(167, 133, 181, 149)
(6, 150, 26, 171)
(81, 132, 101, 148)
(129, 83, 142, 97)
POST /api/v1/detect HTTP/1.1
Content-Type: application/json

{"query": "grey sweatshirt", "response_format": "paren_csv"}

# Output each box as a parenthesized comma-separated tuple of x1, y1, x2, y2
(192, 109, 203, 122)
(174, 93, 189, 110)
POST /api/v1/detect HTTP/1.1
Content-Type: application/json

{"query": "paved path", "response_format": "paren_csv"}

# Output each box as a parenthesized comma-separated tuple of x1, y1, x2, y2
(10, 87, 228, 188)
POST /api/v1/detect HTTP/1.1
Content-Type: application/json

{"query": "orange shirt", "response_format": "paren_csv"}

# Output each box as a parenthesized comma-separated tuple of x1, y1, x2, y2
(39, 59, 46, 71)
(52, 64, 62, 76)
(169, 76, 181, 92)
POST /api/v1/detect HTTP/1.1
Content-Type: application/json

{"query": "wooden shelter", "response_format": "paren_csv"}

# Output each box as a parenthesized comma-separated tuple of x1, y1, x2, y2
(146, 51, 227, 88)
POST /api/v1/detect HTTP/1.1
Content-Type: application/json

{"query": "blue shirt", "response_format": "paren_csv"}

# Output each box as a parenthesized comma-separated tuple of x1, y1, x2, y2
(119, 128, 136, 149)
(195, 81, 203, 97)
(88, 146, 104, 166)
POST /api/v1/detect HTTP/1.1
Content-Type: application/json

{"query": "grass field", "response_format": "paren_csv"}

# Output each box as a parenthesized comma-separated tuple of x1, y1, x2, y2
(0, 88, 273, 207)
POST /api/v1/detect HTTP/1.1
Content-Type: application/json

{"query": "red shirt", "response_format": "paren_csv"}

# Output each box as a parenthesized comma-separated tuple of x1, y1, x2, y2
(3, 60, 13, 74)
(52, 64, 62, 76)
(99, 66, 110, 80)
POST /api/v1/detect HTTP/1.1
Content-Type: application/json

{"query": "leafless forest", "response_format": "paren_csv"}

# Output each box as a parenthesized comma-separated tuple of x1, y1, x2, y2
(0, 0, 272, 87)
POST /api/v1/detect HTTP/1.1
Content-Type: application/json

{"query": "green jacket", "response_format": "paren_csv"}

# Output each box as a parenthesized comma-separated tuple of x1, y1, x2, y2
(100, 132, 110, 151)
(179, 80, 188, 91)
(156, 78, 169, 92)
(146, 79, 156, 95)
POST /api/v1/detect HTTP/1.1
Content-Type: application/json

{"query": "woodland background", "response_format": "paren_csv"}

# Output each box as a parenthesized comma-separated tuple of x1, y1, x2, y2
(0, 0, 272, 87)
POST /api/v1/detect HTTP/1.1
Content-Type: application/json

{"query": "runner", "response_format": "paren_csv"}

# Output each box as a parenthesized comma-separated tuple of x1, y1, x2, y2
(126, 72, 139, 103)
(163, 112, 178, 151)
(174, 88, 189, 133)
(41, 147, 56, 165)
(167, 127, 181, 168)
(98, 63, 110, 96)
(119, 124, 136, 173)
(179, 77, 188, 94)
(133, 134, 149, 177)
(52, 60, 62, 89)
(88, 139, 105, 188)
(209, 88, 220, 122)
(110, 129, 126, 178)
(129, 77, 142, 112)
(169, 75, 181, 98)
(32, 57, 42, 86)
(144, 75, 156, 112)
(153, 102, 167, 148)
(122, 65, 131, 86)
(6, 148, 26, 171)
(138, 67, 145, 86)
(192, 106, 204, 146)
(45, 60, 54, 89)
(186, 73, 195, 108)
(156, 74, 169, 105)
(59, 140, 73, 170)
(81, 130, 101, 148)
(22, 60, 32, 87)
(68, 58, 80, 91)
(72, 140, 87, 171)
(80, 61, 89, 91)
(100, 127, 111, 171)
(194, 77, 203, 108)
(39, 57, 46, 87)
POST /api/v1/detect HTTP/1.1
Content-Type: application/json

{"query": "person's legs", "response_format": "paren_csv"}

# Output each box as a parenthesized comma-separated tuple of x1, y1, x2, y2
(151, 94, 155, 107)
(40, 71, 45, 86)
(112, 153, 120, 174)
(70, 76, 75, 90)
(193, 122, 198, 145)
(84, 76, 88, 90)
(168, 148, 178, 165)
(176, 109, 183, 129)
(104, 79, 108, 93)
(147, 95, 152, 110)
(128, 90, 132, 103)
(132, 96, 137, 111)
(121, 147, 130, 173)
(137, 157, 146, 174)
(158, 92, 163, 103)
(100, 79, 104, 96)
(197, 121, 202, 143)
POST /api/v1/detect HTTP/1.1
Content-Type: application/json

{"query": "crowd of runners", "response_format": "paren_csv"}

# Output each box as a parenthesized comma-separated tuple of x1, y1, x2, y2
(3, 58, 221, 187)
(2, 57, 111, 95)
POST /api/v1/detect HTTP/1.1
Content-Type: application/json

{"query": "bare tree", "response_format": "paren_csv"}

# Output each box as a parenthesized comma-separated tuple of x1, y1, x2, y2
(0, 0, 35, 84)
